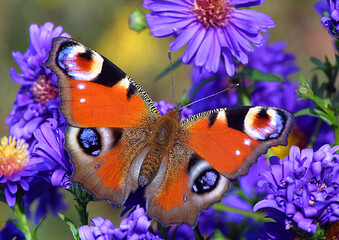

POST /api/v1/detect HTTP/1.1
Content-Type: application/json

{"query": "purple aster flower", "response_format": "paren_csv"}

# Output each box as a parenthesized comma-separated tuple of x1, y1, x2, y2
(143, 0, 275, 76)
(0, 136, 43, 207)
(79, 205, 163, 240)
(0, 220, 25, 240)
(6, 22, 70, 144)
(254, 145, 339, 235)
(189, 35, 298, 114)
(315, 0, 339, 37)
(33, 118, 73, 189)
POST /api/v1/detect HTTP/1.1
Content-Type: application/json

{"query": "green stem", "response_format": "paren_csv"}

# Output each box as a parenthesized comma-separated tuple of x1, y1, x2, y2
(237, 85, 251, 106)
(193, 225, 204, 240)
(12, 199, 32, 240)
(76, 200, 89, 226)
(213, 203, 270, 223)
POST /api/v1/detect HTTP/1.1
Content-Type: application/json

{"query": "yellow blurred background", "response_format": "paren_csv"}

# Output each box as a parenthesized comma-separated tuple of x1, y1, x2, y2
(0, 0, 335, 239)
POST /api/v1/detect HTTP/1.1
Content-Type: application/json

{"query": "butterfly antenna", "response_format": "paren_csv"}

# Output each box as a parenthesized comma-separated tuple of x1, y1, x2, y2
(168, 51, 175, 106)
(180, 84, 240, 110)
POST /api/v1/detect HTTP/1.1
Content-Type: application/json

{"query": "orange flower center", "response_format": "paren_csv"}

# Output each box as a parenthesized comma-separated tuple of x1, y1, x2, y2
(0, 136, 29, 177)
(193, 0, 233, 28)
(30, 75, 59, 105)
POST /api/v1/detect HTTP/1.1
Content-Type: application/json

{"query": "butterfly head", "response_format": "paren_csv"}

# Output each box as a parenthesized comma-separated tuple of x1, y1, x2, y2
(167, 107, 182, 123)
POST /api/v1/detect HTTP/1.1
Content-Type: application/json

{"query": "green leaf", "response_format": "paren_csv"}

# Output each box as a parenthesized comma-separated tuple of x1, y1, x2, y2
(58, 213, 80, 240)
(310, 57, 326, 69)
(231, 66, 284, 82)
(294, 108, 335, 126)
(31, 217, 46, 240)
(155, 60, 182, 81)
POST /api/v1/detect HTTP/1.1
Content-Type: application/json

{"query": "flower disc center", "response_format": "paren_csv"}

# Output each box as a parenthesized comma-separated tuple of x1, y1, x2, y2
(0, 137, 29, 177)
(193, 0, 233, 28)
(30, 75, 59, 105)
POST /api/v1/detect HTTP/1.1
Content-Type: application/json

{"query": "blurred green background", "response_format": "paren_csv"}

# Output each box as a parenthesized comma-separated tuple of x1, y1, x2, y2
(0, 0, 335, 239)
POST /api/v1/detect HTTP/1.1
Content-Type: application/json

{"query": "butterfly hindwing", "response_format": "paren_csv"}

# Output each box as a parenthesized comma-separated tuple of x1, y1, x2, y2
(145, 138, 229, 226)
(46, 37, 159, 206)
(182, 106, 295, 179)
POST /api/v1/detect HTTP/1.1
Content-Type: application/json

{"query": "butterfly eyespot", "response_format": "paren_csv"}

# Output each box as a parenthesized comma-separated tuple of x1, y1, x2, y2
(192, 169, 219, 194)
(77, 128, 102, 156)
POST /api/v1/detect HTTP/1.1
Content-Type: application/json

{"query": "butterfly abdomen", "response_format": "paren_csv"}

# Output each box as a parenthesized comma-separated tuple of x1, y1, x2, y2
(138, 108, 181, 186)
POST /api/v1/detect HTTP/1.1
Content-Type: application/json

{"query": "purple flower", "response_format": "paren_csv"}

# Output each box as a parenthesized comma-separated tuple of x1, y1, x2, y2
(315, 0, 339, 37)
(0, 220, 25, 240)
(79, 205, 163, 240)
(189, 35, 299, 114)
(254, 145, 339, 235)
(143, 0, 275, 76)
(154, 100, 192, 121)
(6, 22, 70, 144)
(0, 136, 43, 207)
(33, 118, 73, 189)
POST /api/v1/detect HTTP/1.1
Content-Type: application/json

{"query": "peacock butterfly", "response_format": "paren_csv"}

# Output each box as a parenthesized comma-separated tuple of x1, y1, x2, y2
(45, 37, 295, 226)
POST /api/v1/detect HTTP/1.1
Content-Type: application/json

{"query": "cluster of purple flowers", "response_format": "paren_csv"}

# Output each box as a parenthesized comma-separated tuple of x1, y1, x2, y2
(254, 145, 339, 238)
(1, 0, 338, 239)
(79, 205, 163, 240)
(1, 22, 72, 225)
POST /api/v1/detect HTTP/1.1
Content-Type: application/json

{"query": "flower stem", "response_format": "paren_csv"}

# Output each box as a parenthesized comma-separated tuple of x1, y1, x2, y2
(75, 200, 89, 226)
(12, 199, 32, 240)
(213, 203, 270, 223)
(68, 183, 93, 226)
(334, 124, 339, 145)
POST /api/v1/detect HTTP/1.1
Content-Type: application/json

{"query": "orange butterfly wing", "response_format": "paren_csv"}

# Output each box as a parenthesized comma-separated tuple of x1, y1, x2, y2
(46, 37, 157, 128)
(46, 37, 159, 205)
(182, 106, 294, 178)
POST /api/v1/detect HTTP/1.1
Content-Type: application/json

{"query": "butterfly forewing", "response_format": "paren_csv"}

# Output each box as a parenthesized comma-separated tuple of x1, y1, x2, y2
(181, 106, 295, 179)
(45, 37, 160, 128)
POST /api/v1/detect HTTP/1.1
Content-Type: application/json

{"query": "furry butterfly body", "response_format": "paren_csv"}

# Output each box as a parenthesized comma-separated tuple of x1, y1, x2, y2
(46, 37, 295, 226)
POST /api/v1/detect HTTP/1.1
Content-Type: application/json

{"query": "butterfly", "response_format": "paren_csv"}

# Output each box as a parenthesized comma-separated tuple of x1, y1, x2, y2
(45, 37, 295, 227)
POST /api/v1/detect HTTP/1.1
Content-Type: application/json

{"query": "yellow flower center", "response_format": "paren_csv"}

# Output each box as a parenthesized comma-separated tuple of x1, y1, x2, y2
(193, 0, 233, 28)
(0, 136, 29, 177)
(271, 125, 308, 159)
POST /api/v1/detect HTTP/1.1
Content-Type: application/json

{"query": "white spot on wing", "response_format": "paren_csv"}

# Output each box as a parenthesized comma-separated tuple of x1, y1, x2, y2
(118, 76, 130, 89)
(76, 83, 86, 90)
(244, 138, 251, 146)
(217, 111, 226, 122)
(235, 150, 241, 156)
(80, 98, 86, 103)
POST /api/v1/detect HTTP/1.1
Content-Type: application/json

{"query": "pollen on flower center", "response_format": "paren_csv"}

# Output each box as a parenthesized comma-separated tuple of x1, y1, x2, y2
(30, 75, 59, 105)
(192, 0, 233, 28)
(0, 136, 29, 177)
